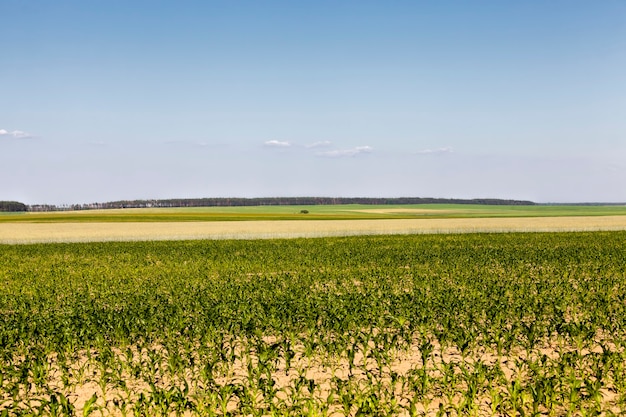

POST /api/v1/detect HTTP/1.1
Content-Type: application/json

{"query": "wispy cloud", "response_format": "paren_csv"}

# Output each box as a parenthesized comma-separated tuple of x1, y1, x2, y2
(305, 141, 333, 148)
(0, 129, 33, 139)
(316, 146, 373, 158)
(414, 146, 453, 155)
(264, 140, 291, 148)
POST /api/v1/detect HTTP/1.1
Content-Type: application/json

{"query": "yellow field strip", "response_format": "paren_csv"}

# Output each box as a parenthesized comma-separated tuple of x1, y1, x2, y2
(2, 215, 626, 243)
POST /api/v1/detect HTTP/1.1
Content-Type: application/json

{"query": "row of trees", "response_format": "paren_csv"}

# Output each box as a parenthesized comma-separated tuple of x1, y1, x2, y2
(0, 201, 28, 212)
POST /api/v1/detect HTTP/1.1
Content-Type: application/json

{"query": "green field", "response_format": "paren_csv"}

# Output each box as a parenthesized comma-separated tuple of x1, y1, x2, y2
(2, 232, 626, 415)
(2, 204, 626, 223)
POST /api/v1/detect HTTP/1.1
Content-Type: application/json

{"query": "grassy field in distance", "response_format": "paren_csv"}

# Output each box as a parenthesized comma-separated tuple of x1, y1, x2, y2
(2, 203, 626, 223)
(3, 204, 626, 243)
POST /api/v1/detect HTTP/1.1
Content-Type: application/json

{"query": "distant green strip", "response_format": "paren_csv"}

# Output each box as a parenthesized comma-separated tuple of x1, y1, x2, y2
(1, 204, 626, 223)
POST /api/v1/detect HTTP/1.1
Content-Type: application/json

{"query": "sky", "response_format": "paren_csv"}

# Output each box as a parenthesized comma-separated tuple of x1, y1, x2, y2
(1, 1, 625, 205)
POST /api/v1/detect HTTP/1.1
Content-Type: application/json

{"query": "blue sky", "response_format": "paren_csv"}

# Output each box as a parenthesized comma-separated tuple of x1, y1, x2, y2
(2, 1, 625, 204)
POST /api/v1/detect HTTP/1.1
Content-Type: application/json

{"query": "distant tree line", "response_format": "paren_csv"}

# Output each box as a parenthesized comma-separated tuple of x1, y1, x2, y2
(0, 201, 28, 212)
(27, 197, 536, 211)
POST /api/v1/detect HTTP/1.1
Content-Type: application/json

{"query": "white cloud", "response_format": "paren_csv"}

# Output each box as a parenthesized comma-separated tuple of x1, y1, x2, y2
(264, 140, 291, 148)
(317, 145, 373, 158)
(0, 129, 33, 139)
(414, 147, 453, 155)
(305, 141, 333, 148)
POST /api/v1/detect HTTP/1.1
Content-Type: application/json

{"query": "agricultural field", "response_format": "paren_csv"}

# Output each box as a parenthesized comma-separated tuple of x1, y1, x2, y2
(2, 204, 626, 243)
(2, 231, 626, 416)
(3, 204, 626, 223)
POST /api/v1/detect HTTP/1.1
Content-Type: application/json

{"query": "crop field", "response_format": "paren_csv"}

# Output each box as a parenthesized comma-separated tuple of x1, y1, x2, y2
(2, 204, 626, 244)
(3, 204, 626, 223)
(3, 216, 626, 244)
(2, 231, 626, 416)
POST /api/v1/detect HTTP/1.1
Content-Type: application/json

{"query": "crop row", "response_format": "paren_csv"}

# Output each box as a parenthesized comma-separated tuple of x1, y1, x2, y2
(1, 232, 626, 415)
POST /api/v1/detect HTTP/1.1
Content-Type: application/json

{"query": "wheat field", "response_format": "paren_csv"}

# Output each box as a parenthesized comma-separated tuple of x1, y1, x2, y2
(3, 215, 626, 243)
